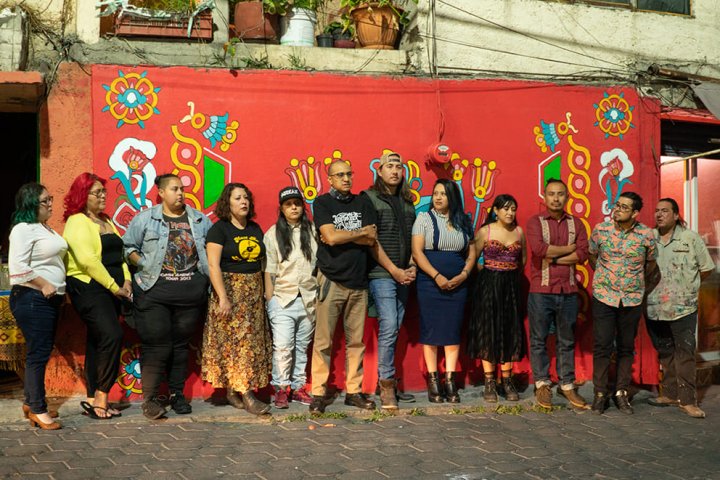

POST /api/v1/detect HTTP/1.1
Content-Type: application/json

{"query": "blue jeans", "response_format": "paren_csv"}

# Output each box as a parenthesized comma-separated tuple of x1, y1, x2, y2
(528, 293, 578, 387)
(267, 296, 315, 390)
(9, 286, 62, 414)
(369, 278, 408, 380)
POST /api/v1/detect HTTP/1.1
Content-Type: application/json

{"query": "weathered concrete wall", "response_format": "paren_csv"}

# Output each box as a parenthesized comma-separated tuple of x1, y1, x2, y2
(414, 0, 720, 79)
(0, 8, 26, 71)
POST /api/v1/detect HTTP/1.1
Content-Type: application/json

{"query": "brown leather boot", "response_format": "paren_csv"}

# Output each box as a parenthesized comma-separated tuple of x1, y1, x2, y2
(379, 378, 399, 410)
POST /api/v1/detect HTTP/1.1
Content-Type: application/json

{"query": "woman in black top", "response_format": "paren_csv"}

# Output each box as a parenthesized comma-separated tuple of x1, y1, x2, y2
(202, 183, 272, 415)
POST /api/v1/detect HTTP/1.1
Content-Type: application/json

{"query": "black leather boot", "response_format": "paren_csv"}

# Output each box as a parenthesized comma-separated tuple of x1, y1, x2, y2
(445, 372, 460, 403)
(427, 372, 444, 403)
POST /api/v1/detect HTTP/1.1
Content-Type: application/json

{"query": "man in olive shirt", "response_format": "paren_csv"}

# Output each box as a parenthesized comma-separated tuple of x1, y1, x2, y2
(646, 198, 714, 419)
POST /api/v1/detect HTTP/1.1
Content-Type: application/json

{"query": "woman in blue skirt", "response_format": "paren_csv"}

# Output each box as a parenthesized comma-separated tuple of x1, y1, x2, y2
(412, 179, 476, 403)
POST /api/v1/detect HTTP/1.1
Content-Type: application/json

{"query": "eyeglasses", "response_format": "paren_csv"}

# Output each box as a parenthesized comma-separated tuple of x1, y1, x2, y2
(39, 196, 54, 206)
(614, 203, 634, 212)
(330, 171, 354, 179)
(89, 189, 108, 197)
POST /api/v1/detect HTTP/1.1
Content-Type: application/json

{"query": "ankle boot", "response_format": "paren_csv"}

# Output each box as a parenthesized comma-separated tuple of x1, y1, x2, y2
(427, 372, 444, 403)
(226, 390, 245, 410)
(445, 372, 460, 403)
(483, 376, 498, 403)
(379, 378, 399, 410)
(241, 390, 271, 416)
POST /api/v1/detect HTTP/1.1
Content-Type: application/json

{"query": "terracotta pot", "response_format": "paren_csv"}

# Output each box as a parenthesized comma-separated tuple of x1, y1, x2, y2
(234, 1, 279, 41)
(333, 39, 356, 48)
(350, 3, 401, 50)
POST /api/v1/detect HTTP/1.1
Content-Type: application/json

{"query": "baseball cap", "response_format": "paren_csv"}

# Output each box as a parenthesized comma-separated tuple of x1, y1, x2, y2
(278, 186, 303, 205)
(378, 151, 403, 168)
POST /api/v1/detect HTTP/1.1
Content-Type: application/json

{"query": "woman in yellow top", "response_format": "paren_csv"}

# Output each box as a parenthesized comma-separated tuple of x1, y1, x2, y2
(63, 173, 131, 419)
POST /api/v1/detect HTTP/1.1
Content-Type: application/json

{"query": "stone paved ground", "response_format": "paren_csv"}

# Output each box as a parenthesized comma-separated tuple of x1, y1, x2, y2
(1, 384, 719, 479)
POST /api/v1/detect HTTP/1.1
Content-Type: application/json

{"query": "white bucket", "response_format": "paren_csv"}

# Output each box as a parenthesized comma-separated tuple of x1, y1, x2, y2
(280, 8, 317, 47)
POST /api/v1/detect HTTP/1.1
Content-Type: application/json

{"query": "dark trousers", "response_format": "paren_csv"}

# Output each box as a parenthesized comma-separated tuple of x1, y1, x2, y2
(133, 286, 205, 399)
(646, 313, 698, 405)
(68, 278, 124, 397)
(9, 286, 62, 414)
(528, 293, 578, 386)
(592, 298, 642, 394)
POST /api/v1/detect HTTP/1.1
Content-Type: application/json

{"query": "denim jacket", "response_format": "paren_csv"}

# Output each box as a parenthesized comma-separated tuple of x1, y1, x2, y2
(122, 204, 212, 291)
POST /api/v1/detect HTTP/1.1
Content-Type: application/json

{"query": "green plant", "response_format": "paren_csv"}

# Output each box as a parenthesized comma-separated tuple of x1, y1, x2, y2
(339, 0, 418, 25)
(310, 411, 348, 419)
(324, 20, 354, 38)
(283, 413, 308, 422)
(286, 50, 308, 70)
(365, 409, 392, 423)
(263, 0, 324, 15)
(128, 0, 199, 14)
(408, 407, 426, 416)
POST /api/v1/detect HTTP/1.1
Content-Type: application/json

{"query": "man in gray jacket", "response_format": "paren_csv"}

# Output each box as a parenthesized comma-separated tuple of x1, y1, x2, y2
(363, 152, 417, 409)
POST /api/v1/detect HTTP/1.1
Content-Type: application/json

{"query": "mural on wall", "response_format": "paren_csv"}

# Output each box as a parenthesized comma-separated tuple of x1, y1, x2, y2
(116, 343, 142, 398)
(593, 92, 635, 140)
(598, 148, 635, 218)
(87, 67, 659, 396)
(102, 70, 161, 129)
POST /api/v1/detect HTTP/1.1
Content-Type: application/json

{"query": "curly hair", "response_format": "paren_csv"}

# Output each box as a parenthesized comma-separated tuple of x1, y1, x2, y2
(63, 172, 107, 222)
(11, 183, 46, 226)
(214, 183, 256, 222)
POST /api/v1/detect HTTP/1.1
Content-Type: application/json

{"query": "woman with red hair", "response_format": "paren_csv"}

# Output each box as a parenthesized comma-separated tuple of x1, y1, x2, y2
(63, 172, 131, 419)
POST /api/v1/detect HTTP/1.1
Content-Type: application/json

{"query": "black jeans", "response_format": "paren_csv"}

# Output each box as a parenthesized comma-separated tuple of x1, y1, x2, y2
(67, 277, 124, 397)
(133, 283, 206, 399)
(528, 293, 579, 387)
(592, 298, 641, 395)
(646, 312, 698, 405)
(9, 286, 62, 414)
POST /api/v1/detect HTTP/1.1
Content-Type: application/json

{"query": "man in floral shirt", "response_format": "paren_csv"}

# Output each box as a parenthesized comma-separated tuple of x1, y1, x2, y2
(589, 192, 658, 415)
(646, 198, 714, 419)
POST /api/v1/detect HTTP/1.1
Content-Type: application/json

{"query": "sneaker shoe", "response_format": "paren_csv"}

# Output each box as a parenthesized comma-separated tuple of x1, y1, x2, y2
(344, 393, 376, 410)
(169, 393, 192, 415)
(534, 384, 552, 408)
(483, 378, 498, 403)
(309, 396, 326, 414)
(648, 395, 680, 407)
(274, 387, 289, 409)
(679, 404, 705, 419)
(292, 387, 313, 406)
(591, 392, 608, 415)
(142, 397, 167, 420)
(557, 386, 588, 409)
(501, 377, 519, 402)
(614, 390, 633, 414)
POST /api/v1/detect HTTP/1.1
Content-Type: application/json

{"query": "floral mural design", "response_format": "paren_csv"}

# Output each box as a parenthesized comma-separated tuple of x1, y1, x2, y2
(102, 70, 161, 129)
(116, 343, 143, 397)
(593, 92, 635, 140)
(598, 148, 634, 217)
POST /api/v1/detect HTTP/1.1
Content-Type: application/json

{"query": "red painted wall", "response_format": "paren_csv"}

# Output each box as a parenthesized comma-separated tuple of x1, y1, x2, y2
(42, 64, 662, 399)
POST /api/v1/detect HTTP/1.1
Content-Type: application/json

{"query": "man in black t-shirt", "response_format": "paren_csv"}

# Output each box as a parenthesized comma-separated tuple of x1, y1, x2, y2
(310, 160, 378, 413)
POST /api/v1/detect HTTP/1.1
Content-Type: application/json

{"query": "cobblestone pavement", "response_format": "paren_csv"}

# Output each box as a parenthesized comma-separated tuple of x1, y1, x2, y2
(1, 384, 718, 479)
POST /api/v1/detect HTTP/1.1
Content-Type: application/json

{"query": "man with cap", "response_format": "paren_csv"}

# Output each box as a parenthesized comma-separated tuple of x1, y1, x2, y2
(309, 160, 378, 413)
(264, 186, 318, 409)
(363, 151, 417, 409)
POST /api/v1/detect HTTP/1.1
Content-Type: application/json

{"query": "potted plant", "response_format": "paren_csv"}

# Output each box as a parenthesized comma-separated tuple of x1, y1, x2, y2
(98, 0, 215, 40)
(277, 0, 325, 47)
(339, 0, 417, 49)
(232, 0, 281, 42)
(323, 20, 355, 48)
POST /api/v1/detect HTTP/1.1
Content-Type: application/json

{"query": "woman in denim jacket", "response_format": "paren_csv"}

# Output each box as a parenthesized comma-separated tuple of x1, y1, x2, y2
(123, 174, 212, 420)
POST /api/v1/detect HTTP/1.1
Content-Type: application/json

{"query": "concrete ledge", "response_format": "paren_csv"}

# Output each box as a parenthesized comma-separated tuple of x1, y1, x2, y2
(67, 38, 415, 74)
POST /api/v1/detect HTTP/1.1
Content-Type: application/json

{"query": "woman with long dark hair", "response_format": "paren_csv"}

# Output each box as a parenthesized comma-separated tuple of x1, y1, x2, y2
(467, 194, 527, 403)
(8, 183, 67, 430)
(263, 187, 318, 409)
(202, 183, 272, 415)
(123, 173, 212, 420)
(63, 172, 131, 419)
(412, 179, 476, 404)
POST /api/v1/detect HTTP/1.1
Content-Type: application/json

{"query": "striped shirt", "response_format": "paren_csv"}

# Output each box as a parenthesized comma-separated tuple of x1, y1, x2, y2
(412, 210, 469, 252)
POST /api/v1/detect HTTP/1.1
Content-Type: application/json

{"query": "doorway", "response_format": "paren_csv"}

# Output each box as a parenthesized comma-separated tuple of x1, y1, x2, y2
(660, 119, 720, 362)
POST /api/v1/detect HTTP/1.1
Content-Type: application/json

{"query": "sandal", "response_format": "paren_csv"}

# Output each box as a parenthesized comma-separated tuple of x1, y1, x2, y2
(80, 401, 117, 420)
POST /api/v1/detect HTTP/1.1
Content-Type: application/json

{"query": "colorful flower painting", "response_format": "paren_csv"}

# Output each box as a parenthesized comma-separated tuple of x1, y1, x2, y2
(593, 92, 635, 139)
(102, 70, 161, 128)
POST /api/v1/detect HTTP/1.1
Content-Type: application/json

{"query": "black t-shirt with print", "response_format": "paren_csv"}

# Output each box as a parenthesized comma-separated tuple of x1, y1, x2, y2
(149, 212, 207, 306)
(313, 193, 377, 289)
(206, 220, 265, 274)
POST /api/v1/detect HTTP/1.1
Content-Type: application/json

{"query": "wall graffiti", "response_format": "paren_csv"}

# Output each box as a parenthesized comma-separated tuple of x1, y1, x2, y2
(593, 92, 635, 140)
(84, 66, 661, 395)
(598, 148, 634, 217)
(102, 70, 161, 129)
(116, 343, 142, 397)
